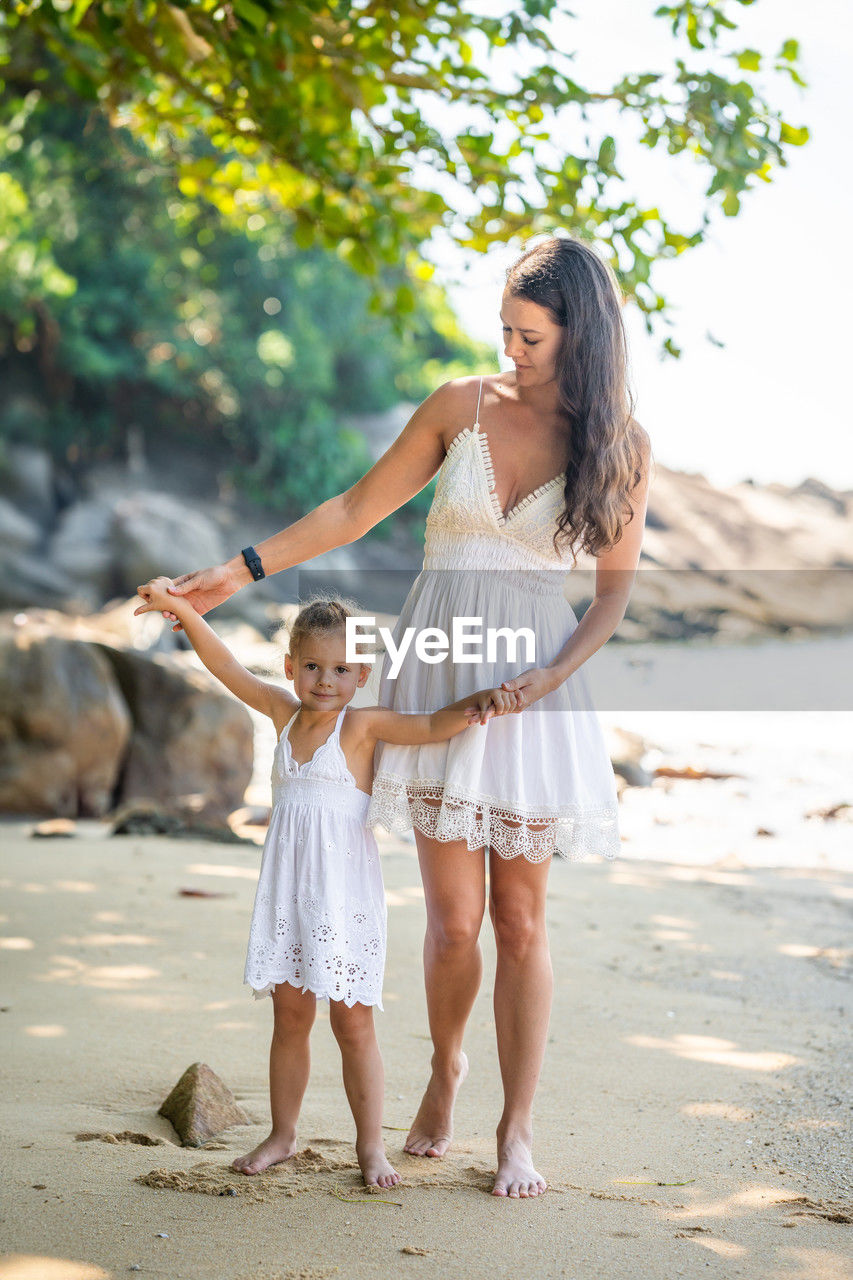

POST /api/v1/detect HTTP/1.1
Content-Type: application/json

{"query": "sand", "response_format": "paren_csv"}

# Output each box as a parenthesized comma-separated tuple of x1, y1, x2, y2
(1, 821, 851, 1280)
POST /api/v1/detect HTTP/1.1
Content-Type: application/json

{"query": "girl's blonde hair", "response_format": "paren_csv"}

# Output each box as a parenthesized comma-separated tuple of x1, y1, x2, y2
(287, 594, 365, 656)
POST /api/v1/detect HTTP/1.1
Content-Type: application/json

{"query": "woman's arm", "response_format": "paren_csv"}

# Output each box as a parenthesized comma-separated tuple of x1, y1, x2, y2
(356, 686, 520, 748)
(138, 578, 298, 723)
(502, 429, 653, 703)
(134, 379, 479, 626)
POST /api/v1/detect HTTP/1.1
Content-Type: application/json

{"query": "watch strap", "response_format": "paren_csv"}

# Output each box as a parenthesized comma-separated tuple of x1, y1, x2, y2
(241, 546, 265, 581)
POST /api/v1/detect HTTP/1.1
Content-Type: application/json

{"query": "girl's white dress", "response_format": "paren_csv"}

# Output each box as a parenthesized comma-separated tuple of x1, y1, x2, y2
(244, 706, 386, 1009)
(368, 377, 621, 865)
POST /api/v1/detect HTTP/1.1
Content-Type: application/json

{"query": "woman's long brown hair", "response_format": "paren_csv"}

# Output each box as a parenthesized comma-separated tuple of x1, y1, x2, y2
(505, 236, 648, 563)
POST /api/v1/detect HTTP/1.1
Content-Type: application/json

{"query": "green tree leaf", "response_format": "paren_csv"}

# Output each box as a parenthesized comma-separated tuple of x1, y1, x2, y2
(2, 0, 809, 345)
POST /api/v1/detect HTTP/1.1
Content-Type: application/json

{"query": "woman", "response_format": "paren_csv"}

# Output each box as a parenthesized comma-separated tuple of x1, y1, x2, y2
(136, 235, 651, 1198)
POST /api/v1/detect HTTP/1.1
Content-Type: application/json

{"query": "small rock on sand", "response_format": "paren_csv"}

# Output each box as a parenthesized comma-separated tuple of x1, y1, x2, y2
(31, 818, 77, 838)
(158, 1062, 250, 1147)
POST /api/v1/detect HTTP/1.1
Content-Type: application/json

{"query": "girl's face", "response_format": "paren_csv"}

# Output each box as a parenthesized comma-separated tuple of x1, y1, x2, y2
(500, 289, 564, 388)
(284, 627, 370, 712)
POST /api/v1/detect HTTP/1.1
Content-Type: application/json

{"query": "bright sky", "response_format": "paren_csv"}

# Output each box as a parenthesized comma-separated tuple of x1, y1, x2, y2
(428, 0, 851, 490)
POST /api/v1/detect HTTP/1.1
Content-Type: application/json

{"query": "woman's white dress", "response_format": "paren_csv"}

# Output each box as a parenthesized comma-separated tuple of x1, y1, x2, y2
(244, 706, 386, 1008)
(367, 378, 620, 864)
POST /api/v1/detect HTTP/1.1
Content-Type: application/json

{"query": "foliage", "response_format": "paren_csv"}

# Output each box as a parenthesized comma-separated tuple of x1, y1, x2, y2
(0, 81, 494, 508)
(3, 0, 809, 343)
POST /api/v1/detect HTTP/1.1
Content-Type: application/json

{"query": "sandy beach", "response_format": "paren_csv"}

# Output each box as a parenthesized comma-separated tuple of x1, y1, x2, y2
(1, 812, 851, 1280)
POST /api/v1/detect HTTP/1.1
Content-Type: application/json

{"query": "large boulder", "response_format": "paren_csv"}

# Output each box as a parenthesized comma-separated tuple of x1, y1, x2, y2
(49, 497, 115, 602)
(0, 441, 56, 526)
(0, 550, 93, 613)
(0, 497, 87, 612)
(110, 491, 227, 593)
(0, 497, 42, 553)
(47, 490, 228, 608)
(0, 629, 131, 816)
(96, 645, 253, 822)
(0, 615, 254, 820)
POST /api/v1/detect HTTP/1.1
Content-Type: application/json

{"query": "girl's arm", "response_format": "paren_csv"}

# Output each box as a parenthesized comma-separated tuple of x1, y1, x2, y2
(356, 686, 520, 749)
(133, 379, 479, 628)
(137, 578, 298, 723)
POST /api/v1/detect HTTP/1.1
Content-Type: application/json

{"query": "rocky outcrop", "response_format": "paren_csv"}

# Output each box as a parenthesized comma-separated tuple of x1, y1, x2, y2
(638, 466, 853, 572)
(48, 497, 115, 605)
(2, 441, 853, 639)
(0, 550, 90, 613)
(110, 491, 228, 592)
(0, 442, 57, 526)
(97, 645, 253, 823)
(48, 490, 228, 603)
(0, 496, 42, 553)
(0, 614, 254, 820)
(0, 629, 131, 817)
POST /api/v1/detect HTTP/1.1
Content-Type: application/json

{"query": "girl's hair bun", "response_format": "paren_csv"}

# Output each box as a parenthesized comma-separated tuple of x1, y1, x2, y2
(288, 594, 369, 654)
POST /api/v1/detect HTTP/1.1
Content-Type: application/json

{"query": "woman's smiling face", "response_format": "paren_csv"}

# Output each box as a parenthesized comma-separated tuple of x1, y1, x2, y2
(501, 289, 564, 387)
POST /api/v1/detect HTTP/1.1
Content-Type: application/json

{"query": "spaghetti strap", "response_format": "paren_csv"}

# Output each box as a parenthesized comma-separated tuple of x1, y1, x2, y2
(474, 375, 484, 429)
(281, 707, 300, 741)
(281, 704, 345, 748)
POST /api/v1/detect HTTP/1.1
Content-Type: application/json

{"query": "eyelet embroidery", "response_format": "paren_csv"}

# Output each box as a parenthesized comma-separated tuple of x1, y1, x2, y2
(245, 706, 386, 1007)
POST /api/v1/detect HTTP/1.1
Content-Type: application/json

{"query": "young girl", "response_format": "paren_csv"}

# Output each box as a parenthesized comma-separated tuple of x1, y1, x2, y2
(137, 579, 518, 1189)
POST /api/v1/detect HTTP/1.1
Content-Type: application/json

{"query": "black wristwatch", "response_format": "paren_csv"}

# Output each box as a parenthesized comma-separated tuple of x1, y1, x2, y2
(241, 546, 265, 581)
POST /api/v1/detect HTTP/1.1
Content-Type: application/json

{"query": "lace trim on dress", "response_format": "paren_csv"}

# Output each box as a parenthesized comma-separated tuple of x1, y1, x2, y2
(503, 475, 566, 522)
(474, 430, 507, 529)
(246, 885, 385, 1009)
(443, 426, 475, 461)
(369, 773, 620, 865)
(473, 425, 566, 529)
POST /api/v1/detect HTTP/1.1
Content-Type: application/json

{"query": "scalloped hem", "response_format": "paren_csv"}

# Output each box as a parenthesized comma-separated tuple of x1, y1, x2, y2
(246, 978, 384, 1011)
(368, 773, 620, 865)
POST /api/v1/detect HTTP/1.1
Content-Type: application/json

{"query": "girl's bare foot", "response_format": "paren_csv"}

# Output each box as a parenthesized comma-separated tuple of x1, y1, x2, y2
(404, 1051, 469, 1158)
(231, 1131, 298, 1175)
(357, 1141, 401, 1189)
(492, 1131, 547, 1198)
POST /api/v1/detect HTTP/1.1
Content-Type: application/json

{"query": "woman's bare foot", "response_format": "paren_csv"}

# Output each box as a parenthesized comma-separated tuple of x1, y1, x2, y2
(357, 1141, 401, 1189)
(403, 1051, 469, 1158)
(492, 1131, 547, 1198)
(231, 1131, 298, 1176)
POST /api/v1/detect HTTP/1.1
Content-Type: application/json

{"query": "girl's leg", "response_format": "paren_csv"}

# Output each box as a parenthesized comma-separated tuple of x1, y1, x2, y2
(328, 999, 400, 1189)
(488, 847, 552, 1198)
(232, 982, 316, 1175)
(404, 830, 487, 1158)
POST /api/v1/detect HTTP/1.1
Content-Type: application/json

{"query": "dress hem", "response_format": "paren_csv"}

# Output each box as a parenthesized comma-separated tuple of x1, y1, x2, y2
(246, 977, 384, 1011)
(368, 772, 620, 865)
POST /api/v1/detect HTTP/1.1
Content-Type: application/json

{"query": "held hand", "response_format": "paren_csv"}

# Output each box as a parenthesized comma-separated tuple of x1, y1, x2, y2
(464, 687, 522, 725)
(135, 575, 180, 616)
(500, 667, 560, 711)
(134, 562, 238, 632)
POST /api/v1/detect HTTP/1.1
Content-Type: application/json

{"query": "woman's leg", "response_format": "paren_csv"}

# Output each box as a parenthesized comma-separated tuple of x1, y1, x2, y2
(404, 830, 487, 1157)
(232, 981, 316, 1175)
(329, 998, 400, 1188)
(488, 847, 553, 1198)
